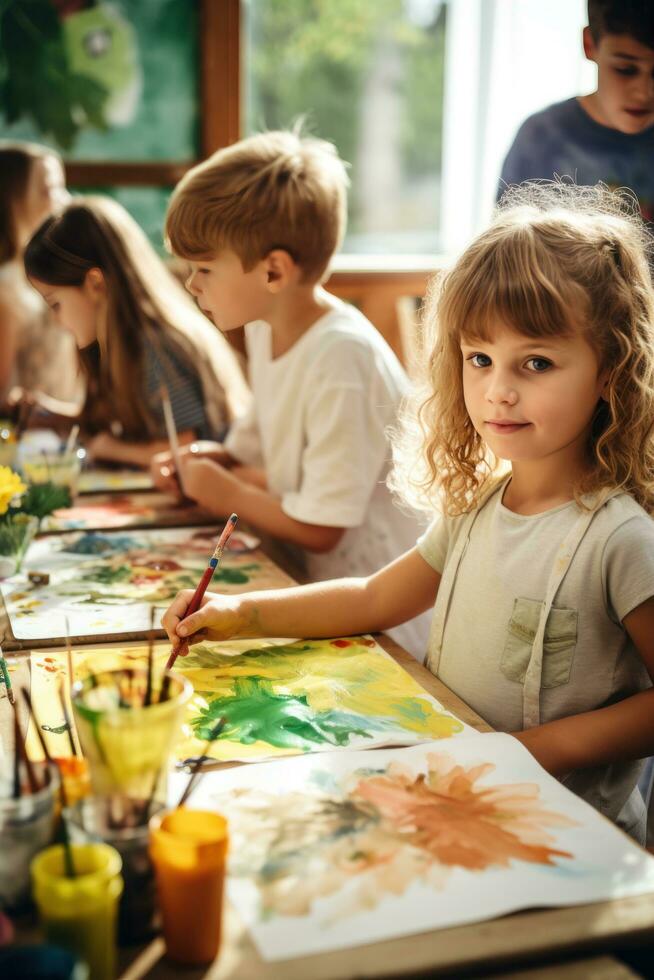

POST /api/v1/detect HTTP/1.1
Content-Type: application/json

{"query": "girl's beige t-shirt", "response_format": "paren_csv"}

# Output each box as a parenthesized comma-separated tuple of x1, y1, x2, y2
(417, 486, 654, 835)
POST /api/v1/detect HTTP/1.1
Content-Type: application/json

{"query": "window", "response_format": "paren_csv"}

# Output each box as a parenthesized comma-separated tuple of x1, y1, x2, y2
(243, 0, 447, 256)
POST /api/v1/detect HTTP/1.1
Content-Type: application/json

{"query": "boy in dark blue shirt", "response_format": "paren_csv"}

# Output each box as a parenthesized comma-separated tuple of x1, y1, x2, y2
(498, 1, 654, 221)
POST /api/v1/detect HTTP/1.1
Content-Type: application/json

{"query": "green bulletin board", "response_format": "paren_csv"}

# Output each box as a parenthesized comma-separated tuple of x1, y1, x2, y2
(0, 0, 201, 245)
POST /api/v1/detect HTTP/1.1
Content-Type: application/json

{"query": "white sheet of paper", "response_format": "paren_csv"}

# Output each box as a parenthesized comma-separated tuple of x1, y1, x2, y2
(169, 733, 654, 961)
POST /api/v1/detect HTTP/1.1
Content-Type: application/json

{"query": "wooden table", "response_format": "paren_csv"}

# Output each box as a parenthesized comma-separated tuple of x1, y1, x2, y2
(3, 636, 654, 978)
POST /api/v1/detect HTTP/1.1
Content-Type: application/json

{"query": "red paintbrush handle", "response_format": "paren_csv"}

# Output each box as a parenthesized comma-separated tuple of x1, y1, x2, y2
(164, 514, 238, 673)
(186, 566, 214, 616)
(165, 565, 215, 671)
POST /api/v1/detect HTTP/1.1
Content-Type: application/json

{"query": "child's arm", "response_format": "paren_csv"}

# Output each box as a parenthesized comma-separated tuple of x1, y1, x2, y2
(162, 548, 441, 652)
(86, 430, 197, 468)
(151, 442, 238, 493)
(177, 455, 346, 552)
(515, 595, 654, 774)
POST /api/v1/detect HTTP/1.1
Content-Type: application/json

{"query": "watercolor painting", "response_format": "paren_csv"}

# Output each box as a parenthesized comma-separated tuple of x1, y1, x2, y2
(27, 636, 469, 765)
(40, 492, 217, 533)
(78, 469, 155, 494)
(1, 527, 290, 646)
(171, 735, 654, 960)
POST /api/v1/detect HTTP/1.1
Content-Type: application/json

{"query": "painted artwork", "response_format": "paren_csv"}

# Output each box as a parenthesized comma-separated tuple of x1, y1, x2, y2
(169, 734, 654, 960)
(1, 527, 290, 646)
(40, 492, 218, 533)
(28, 636, 469, 765)
(78, 469, 155, 494)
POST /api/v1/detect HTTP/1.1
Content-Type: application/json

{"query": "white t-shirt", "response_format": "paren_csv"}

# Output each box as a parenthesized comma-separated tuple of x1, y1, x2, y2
(417, 482, 654, 838)
(224, 300, 430, 657)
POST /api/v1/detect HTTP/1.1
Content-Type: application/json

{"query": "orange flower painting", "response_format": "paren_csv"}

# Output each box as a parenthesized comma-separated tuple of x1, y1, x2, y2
(185, 735, 654, 961)
(223, 750, 575, 919)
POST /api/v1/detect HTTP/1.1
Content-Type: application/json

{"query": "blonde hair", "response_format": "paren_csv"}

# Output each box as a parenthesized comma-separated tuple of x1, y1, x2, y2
(165, 130, 349, 283)
(24, 196, 249, 438)
(390, 182, 654, 516)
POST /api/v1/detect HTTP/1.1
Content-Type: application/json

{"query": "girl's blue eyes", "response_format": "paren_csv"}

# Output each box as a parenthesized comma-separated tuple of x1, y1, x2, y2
(467, 354, 552, 372)
(526, 357, 552, 372)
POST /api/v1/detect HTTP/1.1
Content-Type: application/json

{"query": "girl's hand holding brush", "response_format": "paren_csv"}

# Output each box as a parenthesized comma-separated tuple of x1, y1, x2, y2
(162, 591, 245, 652)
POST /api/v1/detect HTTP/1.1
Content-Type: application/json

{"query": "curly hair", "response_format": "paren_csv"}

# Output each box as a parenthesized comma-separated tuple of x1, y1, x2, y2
(390, 181, 654, 516)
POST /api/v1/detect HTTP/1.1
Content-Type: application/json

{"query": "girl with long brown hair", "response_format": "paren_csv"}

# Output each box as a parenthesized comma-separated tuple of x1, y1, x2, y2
(24, 196, 249, 466)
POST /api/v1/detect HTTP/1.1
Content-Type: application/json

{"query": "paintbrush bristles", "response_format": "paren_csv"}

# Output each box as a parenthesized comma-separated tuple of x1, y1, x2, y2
(213, 513, 238, 558)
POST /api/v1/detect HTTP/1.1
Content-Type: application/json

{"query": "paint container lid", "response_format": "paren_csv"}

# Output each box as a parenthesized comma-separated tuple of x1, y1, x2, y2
(0, 944, 89, 979)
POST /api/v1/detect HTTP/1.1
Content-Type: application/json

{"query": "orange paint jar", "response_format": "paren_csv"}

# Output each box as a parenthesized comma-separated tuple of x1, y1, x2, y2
(149, 807, 228, 965)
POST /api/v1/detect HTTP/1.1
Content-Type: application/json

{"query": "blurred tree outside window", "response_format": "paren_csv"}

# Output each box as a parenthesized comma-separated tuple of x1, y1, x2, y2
(243, 0, 447, 256)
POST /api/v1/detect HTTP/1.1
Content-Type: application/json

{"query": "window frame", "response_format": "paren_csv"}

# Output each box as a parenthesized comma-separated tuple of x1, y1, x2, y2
(66, 0, 240, 187)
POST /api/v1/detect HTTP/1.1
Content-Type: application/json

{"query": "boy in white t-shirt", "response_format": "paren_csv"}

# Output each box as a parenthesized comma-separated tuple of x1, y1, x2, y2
(151, 130, 429, 655)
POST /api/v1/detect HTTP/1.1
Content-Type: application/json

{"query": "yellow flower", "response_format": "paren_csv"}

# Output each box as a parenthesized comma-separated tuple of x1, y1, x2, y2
(0, 466, 26, 516)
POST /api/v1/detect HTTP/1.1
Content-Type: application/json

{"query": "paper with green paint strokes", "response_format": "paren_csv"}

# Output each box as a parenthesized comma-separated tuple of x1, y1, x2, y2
(28, 636, 471, 765)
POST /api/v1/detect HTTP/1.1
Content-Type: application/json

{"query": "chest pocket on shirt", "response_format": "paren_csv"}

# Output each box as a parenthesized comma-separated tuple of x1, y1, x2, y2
(501, 597, 578, 688)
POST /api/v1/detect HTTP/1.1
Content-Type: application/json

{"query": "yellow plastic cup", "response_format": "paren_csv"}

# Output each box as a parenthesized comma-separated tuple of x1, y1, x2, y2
(149, 808, 228, 965)
(31, 842, 123, 980)
(71, 670, 192, 800)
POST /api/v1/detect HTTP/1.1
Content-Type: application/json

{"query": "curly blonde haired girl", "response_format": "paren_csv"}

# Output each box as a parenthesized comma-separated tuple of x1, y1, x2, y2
(161, 182, 654, 844)
(392, 182, 654, 516)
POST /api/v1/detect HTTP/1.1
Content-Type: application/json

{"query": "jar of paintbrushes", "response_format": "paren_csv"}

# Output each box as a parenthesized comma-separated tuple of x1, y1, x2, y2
(0, 749, 59, 912)
(65, 794, 165, 945)
(70, 666, 192, 801)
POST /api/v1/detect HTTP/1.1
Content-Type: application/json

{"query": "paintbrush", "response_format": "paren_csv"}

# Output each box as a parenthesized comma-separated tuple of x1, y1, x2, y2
(63, 622, 83, 756)
(14, 398, 34, 441)
(0, 638, 15, 706)
(165, 513, 238, 672)
(176, 717, 227, 808)
(57, 676, 78, 758)
(144, 606, 156, 707)
(13, 700, 39, 793)
(21, 687, 53, 785)
(12, 710, 21, 799)
(40, 449, 52, 482)
(140, 764, 164, 824)
(51, 687, 78, 878)
(160, 384, 187, 497)
(64, 617, 74, 694)
(63, 423, 80, 457)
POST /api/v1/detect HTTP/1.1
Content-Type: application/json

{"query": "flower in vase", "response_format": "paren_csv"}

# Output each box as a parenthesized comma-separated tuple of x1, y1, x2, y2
(0, 467, 26, 516)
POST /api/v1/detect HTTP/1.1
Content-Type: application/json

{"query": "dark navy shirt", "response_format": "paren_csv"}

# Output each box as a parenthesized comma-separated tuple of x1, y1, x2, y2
(498, 97, 654, 222)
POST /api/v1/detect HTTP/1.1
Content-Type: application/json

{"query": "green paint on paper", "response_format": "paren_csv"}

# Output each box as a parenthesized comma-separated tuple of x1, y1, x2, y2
(192, 677, 377, 750)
